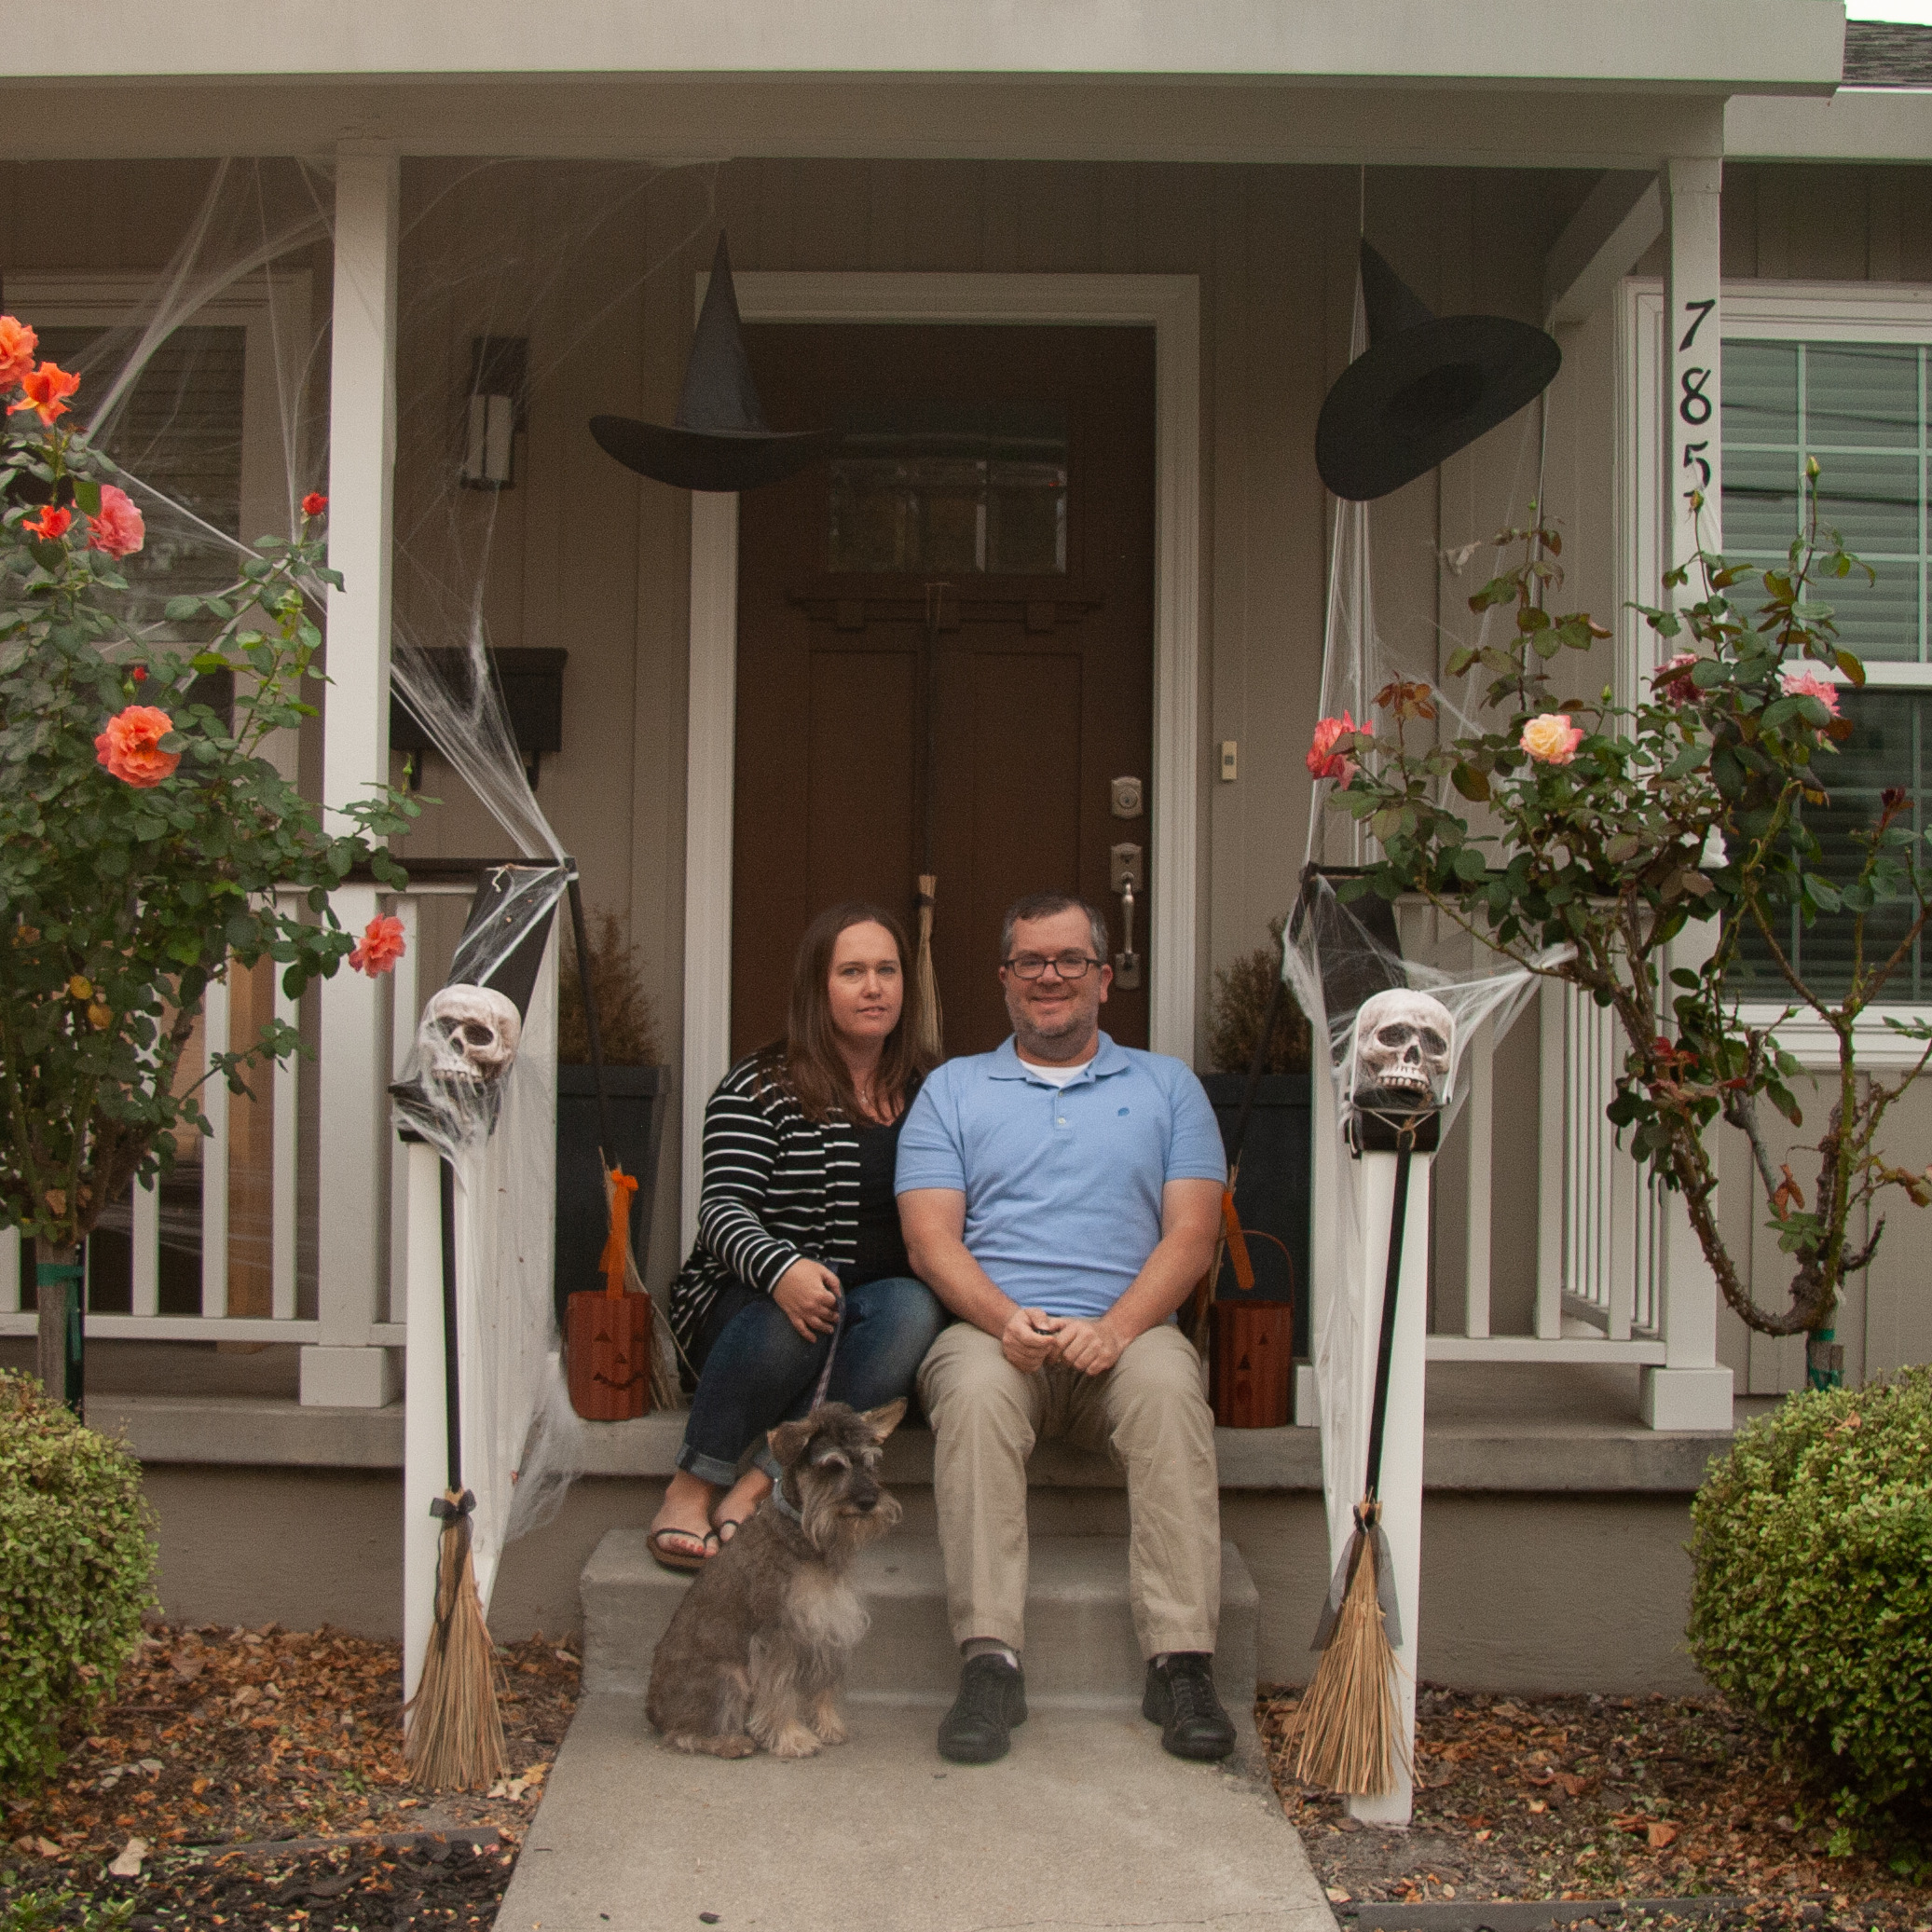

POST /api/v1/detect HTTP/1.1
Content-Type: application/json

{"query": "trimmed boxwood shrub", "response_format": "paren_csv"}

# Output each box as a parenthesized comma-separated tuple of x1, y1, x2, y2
(1688, 1366, 1931, 1843)
(0, 1372, 156, 1792)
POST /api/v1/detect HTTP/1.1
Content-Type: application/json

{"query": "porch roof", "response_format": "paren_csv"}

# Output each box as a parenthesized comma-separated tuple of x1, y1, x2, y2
(1, 0, 1846, 91)
(0, 1, 1852, 169)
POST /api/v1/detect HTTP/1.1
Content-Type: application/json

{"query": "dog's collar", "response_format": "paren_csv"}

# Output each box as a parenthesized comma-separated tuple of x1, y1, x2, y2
(769, 1477, 803, 1526)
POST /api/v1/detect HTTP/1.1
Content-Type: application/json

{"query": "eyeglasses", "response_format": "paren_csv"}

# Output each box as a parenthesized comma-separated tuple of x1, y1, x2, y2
(1003, 952, 1103, 980)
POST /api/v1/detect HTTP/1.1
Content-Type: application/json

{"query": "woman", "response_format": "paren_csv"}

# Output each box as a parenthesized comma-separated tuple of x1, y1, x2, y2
(649, 902, 946, 1569)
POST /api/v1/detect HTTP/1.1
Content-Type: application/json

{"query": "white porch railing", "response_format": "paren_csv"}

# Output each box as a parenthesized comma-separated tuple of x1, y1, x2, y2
(0, 882, 471, 1369)
(1420, 977, 1732, 1427)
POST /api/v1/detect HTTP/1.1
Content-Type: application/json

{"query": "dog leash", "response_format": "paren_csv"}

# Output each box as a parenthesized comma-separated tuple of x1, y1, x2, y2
(808, 1291, 846, 1411)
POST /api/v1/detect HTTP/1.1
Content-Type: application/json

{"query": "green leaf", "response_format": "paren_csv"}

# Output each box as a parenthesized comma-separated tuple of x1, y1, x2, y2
(72, 476, 102, 516)
(163, 596, 200, 623)
(1835, 649, 1867, 688)
(1451, 761, 1490, 802)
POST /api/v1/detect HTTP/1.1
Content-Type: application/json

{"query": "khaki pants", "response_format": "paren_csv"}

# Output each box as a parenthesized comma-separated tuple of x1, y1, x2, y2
(917, 1321, 1221, 1659)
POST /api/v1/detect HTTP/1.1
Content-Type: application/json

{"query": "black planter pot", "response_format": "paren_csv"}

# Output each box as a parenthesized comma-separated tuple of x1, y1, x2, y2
(1199, 1071, 1312, 1359)
(554, 1063, 672, 1329)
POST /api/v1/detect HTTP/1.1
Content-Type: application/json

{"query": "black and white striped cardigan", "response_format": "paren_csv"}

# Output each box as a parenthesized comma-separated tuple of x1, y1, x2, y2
(667, 1051, 870, 1356)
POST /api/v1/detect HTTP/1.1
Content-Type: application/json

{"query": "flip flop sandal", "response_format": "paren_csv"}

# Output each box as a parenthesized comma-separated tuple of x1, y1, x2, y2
(647, 1525, 718, 1573)
(713, 1518, 747, 1546)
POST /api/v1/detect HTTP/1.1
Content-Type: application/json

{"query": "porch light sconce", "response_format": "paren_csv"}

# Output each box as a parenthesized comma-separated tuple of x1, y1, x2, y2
(459, 336, 529, 490)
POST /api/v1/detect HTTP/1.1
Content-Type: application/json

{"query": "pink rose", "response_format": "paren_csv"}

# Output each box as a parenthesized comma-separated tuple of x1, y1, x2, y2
(1780, 668, 1841, 718)
(87, 484, 144, 560)
(94, 705, 179, 788)
(349, 914, 406, 978)
(1651, 653, 1700, 707)
(1307, 709, 1371, 783)
(1520, 713, 1584, 766)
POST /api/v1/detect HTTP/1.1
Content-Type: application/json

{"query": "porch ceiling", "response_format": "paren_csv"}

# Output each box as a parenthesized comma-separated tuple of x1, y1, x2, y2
(0, 79, 1737, 171)
(0, 0, 1845, 92)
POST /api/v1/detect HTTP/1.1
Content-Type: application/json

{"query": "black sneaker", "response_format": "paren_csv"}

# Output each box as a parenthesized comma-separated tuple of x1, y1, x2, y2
(937, 1654, 1028, 1764)
(1142, 1653, 1237, 1761)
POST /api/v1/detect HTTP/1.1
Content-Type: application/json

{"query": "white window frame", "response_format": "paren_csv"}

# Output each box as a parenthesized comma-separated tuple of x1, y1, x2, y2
(1622, 276, 1932, 1070)
(4, 270, 312, 554)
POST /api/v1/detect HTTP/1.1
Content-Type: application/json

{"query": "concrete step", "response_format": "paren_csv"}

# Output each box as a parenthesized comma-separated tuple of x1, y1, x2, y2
(582, 1530, 1259, 1717)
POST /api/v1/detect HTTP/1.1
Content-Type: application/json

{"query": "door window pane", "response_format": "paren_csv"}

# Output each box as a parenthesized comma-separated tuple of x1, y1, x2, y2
(829, 404, 1068, 575)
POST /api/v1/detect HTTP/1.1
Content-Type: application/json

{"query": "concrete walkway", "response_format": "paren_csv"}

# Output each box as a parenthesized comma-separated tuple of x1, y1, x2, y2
(499, 1695, 1336, 1932)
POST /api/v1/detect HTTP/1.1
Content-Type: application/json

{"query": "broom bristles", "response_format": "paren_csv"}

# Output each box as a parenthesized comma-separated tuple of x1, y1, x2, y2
(914, 875, 943, 1061)
(404, 1499, 506, 1791)
(1288, 1521, 1406, 1797)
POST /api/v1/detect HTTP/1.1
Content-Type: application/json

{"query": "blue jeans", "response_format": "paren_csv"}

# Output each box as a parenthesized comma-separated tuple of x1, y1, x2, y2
(676, 1273, 946, 1486)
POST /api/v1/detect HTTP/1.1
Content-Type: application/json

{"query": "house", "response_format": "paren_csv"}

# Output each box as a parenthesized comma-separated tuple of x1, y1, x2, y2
(0, 2, 1927, 1697)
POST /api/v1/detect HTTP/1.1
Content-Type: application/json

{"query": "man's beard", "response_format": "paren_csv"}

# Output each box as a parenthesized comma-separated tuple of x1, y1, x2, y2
(1008, 994, 1095, 1060)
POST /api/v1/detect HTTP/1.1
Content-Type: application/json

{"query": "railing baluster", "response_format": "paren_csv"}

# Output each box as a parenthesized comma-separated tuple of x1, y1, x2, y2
(272, 945, 300, 1324)
(131, 1179, 160, 1317)
(1461, 1018, 1493, 1338)
(387, 894, 421, 1326)
(0, 1226, 18, 1314)
(200, 969, 231, 1320)
(1535, 980, 1565, 1338)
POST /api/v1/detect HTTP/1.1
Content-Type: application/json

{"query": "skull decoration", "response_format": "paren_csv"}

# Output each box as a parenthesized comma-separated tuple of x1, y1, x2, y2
(418, 983, 523, 1086)
(1348, 988, 1455, 1114)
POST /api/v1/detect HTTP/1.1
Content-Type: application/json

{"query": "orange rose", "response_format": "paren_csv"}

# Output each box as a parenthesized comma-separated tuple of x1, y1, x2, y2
(22, 505, 71, 541)
(301, 491, 328, 518)
(1519, 713, 1584, 766)
(349, 913, 406, 978)
(0, 315, 37, 391)
(8, 361, 80, 427)
(94, 705, 180, 788)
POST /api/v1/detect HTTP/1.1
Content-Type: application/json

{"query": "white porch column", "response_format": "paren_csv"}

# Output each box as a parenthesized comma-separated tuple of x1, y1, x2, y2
(1664, 157, 1723, 584)
(305, 143, 402, 1411)
(1646, 156, 1733, 1432)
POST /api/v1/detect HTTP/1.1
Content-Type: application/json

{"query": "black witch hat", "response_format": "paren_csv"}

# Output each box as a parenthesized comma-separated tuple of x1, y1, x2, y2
(1315, 240, 1561, 503)
(589, 234, 842, 493)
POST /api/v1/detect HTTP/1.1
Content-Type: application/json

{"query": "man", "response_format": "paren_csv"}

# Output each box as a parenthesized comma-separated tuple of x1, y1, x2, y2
(896, 891, 1235, 1766)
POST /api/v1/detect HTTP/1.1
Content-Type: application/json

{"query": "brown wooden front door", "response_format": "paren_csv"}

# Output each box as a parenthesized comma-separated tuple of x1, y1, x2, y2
(730, 323, 1156, 1061)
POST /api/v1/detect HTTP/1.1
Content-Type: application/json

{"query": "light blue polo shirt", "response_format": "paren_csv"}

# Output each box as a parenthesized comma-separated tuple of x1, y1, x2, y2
(895, 1034, 1227, 1321)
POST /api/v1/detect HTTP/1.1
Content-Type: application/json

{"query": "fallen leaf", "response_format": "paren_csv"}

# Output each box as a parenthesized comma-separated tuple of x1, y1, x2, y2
(1648, 1820, 1679, 1849)
(1325, 1888, 1351, 1904)
(1528, 1799, 1548, 1814)
(138, 1759, 163, 1774)
(1555, 1773, 1592, 1798)
(170, 1653, 203, 1681)
(191, 1776, 211, 1795)
(108, 1836, 147, 1878)
(230, 1684, 261, 1707)
(34, 1838, 62, 1857)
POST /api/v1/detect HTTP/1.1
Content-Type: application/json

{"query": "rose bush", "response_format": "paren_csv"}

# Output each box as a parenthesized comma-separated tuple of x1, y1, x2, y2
(1320, 479, 1932, 1345)
(0, 315, 415, 1382)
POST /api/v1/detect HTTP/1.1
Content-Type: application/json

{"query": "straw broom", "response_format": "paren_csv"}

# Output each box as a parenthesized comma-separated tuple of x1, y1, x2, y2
(914, 874, 943, 1062)
(404, 1156, 506, 1790)
(1288, 1121, 1421, 1797)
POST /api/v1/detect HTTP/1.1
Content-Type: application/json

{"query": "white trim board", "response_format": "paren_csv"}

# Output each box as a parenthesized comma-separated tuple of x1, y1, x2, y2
(679, 271, 1202, 1251)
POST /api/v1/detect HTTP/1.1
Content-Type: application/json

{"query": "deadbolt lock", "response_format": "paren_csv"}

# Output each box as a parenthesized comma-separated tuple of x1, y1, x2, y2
(1110, 775, 1144, 819)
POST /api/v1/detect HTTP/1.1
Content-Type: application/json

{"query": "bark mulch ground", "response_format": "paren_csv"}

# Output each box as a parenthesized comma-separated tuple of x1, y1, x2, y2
(0, 1619, 579, 1929)
(1259, 1684, 1931, 1932)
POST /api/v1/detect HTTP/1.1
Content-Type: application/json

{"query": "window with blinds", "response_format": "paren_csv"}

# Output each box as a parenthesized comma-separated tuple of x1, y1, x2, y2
(1724, 338, 1932, 1002)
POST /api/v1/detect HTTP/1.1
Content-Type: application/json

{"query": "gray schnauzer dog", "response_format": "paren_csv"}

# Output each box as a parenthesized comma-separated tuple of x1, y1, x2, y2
(646, 1399, 906, 1759)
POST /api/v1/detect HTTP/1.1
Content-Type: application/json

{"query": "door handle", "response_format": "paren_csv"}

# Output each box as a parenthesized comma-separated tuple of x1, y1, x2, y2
(1110, 843, 1144, 991)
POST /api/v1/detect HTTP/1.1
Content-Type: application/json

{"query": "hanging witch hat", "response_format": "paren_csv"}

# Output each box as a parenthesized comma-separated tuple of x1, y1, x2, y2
(1316, 240, 1561, 503)
(589, 234, 843, 493)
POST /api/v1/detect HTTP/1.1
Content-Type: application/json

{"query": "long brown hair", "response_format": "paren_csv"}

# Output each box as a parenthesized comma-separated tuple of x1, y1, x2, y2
(761, 902, 936, 1123)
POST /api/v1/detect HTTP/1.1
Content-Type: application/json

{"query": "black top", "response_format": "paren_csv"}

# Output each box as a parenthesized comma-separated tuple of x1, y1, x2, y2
(849, 1110, 911, 1286)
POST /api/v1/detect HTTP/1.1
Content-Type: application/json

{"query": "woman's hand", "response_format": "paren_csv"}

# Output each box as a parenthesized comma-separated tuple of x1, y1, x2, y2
(774, 1257, 843, 1341)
